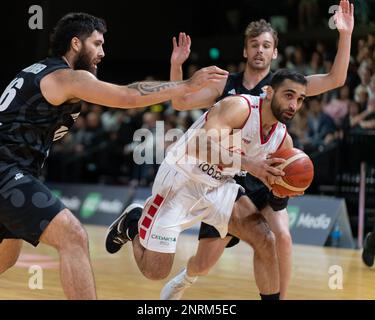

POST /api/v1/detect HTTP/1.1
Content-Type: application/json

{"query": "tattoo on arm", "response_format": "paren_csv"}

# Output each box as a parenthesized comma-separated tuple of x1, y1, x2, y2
(127, 81, 185, 96)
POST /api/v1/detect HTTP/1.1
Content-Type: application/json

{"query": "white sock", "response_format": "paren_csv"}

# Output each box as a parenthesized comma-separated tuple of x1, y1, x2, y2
(183, 268, 198, 283)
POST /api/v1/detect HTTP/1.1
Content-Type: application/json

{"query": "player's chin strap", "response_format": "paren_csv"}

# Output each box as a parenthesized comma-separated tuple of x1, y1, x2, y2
(274, 153, 308, 192)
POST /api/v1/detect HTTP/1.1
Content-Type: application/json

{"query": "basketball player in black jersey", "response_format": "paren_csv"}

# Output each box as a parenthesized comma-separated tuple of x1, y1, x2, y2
(104, 0, 354, 300)
(0, 12, 228, 299)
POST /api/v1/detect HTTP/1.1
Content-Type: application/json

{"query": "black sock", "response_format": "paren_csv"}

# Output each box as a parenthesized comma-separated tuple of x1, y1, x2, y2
(260, 293, 280, 300)
(367, 231, 375, 251)
(127, 219, 139, 240)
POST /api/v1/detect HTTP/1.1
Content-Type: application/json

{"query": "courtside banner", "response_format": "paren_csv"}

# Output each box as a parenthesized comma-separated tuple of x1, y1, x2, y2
(288, 195, 355, 248)
(47, 183, 129, 225)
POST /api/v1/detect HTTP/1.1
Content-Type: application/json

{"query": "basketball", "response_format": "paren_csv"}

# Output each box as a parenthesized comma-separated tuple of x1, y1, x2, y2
(270, 147, 314, 197)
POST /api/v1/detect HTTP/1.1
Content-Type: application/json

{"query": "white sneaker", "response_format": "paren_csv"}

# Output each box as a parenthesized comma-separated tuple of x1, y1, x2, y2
(160, 268, 197, 300)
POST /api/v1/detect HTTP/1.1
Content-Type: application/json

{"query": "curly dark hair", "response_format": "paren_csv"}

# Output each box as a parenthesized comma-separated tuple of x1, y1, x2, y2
(50, 12, 107, 56)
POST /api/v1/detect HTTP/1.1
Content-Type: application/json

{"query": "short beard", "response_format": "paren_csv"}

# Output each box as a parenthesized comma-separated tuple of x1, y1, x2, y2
(74, 49, 97, 76)
(271, 99, 292, 125)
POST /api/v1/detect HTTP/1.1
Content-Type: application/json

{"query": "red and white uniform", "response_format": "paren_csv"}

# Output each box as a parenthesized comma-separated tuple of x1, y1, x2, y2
(139, 95, 287, 253)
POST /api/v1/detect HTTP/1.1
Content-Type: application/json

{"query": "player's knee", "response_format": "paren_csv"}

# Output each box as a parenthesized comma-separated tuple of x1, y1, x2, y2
(254, 229, 276, 254)
(275, 231, 292, 252)
(50, 209, 88, 250)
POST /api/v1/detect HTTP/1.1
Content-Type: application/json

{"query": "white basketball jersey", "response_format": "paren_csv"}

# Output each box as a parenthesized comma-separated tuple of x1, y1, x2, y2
(165, 95, 287, 187)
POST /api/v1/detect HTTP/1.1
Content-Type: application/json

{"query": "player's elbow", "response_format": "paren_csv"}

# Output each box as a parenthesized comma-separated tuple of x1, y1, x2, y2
(337, 78, 346, 88)
(171, 97, 190, 111)
(330, 74, 346, 89)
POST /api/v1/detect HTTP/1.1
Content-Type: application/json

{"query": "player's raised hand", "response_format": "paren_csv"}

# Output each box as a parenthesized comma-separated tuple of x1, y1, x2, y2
(185, 66, 228, 92)
(171, 32, 191, 66)
(335, 0, 354, 35)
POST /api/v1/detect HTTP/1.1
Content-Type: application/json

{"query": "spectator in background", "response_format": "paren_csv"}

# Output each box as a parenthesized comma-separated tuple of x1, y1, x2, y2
(305, 97, 337, 153)
(323, 85, 350, 127)
(287, 103, 309, 149)
(306, 51, 325, 75)
(359, 97, 375, 130)
(369, 74, 375, 99)
(128, 112, 161, 186)
(341, 100, 362, 132)
(74, 112, 107, 182)
(290, 46, 308, 74)
(354, 84, 369, 110)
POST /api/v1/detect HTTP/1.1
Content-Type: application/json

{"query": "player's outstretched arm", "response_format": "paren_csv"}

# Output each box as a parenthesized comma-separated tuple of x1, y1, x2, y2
(169, 32, 226, 111)
(306, 0, 354, 96)
(41, 65, 228, 109)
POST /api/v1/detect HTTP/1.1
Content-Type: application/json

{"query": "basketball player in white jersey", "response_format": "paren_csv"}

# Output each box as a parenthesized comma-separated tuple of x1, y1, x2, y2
(105, 69, 307, 299)
(158, 0, 354, 300)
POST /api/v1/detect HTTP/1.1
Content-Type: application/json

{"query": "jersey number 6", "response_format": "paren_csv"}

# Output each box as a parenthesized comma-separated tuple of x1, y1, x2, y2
(0, 77, 24, 112)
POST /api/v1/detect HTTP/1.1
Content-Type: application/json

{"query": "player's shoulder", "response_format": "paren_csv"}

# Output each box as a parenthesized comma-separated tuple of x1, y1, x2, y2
(213, 95, 251, 120)
(43, 68, 95, 85)
(219, 94, 250, 109)
(222, 94, 261, 109)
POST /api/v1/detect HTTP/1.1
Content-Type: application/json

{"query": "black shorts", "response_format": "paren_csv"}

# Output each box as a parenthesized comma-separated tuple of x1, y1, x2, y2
(198, 174, 270, 248)
(0, 167, 65, 246)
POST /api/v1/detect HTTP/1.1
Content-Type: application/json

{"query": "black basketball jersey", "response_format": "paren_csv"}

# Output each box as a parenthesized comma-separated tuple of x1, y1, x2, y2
(0, 57, 81, 177)
(217, 71, 273, 101)
(217, 71, 273, 192)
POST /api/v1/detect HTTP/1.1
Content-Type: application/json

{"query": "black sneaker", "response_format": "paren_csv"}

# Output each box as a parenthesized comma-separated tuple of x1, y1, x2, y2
(362, 232, 375, 267)
(105, 203, 143, 254)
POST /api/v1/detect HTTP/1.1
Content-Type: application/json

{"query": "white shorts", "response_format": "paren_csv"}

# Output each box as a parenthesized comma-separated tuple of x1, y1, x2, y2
(138, 162, 241, 253)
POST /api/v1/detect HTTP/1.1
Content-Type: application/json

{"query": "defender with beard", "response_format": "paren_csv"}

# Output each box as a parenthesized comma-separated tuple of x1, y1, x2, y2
(0, 12, 228, 300)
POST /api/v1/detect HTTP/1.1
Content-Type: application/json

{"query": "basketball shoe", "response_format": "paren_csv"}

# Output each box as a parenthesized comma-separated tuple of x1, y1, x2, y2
(160, 268, 197, 300)
(105, 203, 143, 254)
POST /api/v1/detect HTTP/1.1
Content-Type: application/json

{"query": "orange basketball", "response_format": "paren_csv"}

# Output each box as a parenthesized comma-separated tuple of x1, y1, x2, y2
(270, 147, 314, 197)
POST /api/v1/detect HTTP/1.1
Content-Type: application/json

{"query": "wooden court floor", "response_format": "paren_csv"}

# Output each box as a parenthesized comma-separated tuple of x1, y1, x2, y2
(0, 225, 374, 300)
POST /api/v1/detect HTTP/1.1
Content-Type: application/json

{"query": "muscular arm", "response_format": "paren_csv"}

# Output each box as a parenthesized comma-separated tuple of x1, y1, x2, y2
(306, 0, 354, 96)
(188, 97, 285, 183)
(170, 63, 225, 110)
(171, 85, 225, 111)
(41, 67, 227, 109)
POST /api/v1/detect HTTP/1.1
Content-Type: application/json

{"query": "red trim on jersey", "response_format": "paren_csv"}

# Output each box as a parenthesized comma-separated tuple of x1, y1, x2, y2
(259, 98, 277, 145)
(141, 216, 152, 229)
(276, 127, 288, 151)
(153, 194, 164, 206)
(237, 95, 252, 129)
(139, 228, 147, 240)
(148, 205, 157, 217)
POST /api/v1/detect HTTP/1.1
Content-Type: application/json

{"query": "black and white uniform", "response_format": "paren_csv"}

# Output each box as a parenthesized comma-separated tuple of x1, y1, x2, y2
(0, 57, 81, 246)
